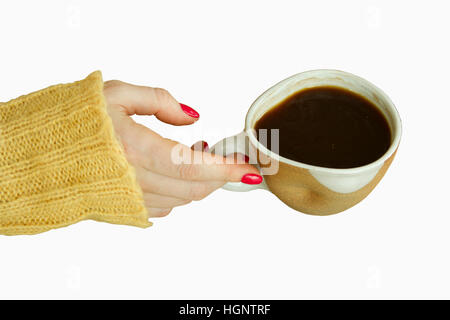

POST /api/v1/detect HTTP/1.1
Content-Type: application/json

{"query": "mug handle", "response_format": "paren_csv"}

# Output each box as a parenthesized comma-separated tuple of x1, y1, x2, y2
(208, 131, 269, 192)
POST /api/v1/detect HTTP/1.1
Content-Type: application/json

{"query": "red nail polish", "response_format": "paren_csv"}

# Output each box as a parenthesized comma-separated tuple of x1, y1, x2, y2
(202, 141, 209, 152)
(180, 103, 199, 119)
(241, 173, 263, 185)
(244, 155, 250, 163)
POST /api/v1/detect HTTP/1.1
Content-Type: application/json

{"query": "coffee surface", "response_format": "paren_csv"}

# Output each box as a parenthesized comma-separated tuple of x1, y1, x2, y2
(255, 86, 391, 168)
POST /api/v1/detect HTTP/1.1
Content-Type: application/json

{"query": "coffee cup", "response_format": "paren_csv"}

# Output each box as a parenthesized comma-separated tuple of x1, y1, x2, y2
(209, 69, 402, 215)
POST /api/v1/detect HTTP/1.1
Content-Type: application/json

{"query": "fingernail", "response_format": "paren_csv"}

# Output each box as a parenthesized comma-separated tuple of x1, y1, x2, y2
(244, 155, 250, 163)
(180, 103, 199, 119)
(190, 141, 209, 151)
(241, 173, 263, 185)
(202, 141, 209, 152)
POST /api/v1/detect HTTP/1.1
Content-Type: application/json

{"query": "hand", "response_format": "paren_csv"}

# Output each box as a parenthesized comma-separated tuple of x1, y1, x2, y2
(103, 80, 262, 218)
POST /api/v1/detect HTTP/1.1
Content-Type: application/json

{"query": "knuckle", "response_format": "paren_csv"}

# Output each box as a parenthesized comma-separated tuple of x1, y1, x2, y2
(223, 164, 234, 181)
(122, 145, 139, 163)
(103, 80, 127, 103)
(177, 164, 201, 180)
(103, 80, 124, 90)
(157, 208, 172, 217)
(153, 87, 172, 104)
(180, 199, 193, 206)
(143, 195, 155, 207)
(147, 207, 172, 218)
(189, 184, 211, 201)
(139, 177, 160, 194)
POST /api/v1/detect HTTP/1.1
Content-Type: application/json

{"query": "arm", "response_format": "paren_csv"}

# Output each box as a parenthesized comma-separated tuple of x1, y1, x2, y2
(0, 71, 259, 235)
(0, 71, 150, 235)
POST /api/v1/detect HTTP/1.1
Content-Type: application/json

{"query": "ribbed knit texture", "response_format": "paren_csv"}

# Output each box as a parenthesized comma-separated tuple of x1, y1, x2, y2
(0, 71, 151, 235)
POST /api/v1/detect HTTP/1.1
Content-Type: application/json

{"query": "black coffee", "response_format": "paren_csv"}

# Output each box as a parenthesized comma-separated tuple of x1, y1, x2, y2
(255, 86, 391, 169)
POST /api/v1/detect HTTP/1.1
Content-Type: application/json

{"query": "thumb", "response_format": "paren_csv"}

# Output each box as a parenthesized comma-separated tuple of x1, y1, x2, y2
(103, 80, 199, 125)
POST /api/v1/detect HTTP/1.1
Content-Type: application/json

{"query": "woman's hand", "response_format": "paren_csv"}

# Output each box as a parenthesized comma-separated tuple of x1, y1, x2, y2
(104, 80, 262, 218)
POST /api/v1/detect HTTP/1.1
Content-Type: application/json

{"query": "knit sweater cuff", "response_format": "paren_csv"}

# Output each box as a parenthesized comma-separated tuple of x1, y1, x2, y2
(0, 71, 151, 235)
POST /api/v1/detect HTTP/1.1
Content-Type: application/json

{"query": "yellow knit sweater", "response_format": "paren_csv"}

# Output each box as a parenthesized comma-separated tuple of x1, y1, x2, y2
(0, 71, 151, 235)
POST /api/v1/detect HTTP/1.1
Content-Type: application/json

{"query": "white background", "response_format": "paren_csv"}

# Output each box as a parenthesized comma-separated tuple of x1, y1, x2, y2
(0, 0, 449, 299)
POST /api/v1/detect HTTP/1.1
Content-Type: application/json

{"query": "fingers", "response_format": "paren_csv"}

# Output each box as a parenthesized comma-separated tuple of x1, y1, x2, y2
(152, 143, 259, 182)
(147, 207, 172, 218)
(171, 147, 260, 182)
(191, 141, 248, 164)
(143, 193, 191, 208)
(122, 122, 260, 182)
(104, 80, 261, 183)
(104, 80, 199, 125)
(135, 166, 225, 201)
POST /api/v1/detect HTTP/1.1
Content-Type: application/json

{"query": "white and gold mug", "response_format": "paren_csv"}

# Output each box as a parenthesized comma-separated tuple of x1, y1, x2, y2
(210, 69, 402, 215)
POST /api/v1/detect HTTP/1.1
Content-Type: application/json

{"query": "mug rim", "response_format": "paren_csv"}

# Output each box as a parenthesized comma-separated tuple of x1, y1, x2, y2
(244, 69, 402, 174)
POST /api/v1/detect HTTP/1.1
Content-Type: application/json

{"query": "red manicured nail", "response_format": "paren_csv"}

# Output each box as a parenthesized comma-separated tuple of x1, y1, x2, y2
(180, 103, 199, 119)
(202, 141, 209, 152)
(241, 173, 263, 185)
(244, 155, 250, 163)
